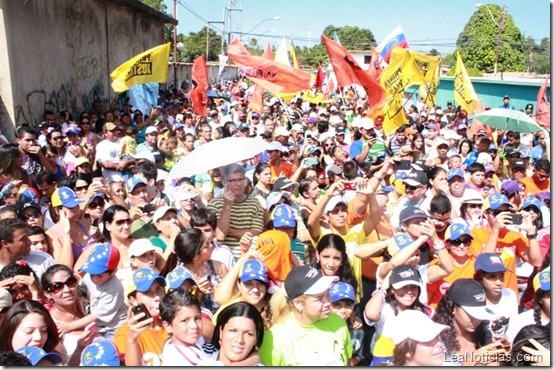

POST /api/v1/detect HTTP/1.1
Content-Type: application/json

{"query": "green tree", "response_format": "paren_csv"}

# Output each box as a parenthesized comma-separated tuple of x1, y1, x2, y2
(182, 27, 223, 62)
(457, 4, 526, 73)
(140, 0, 167, 13)
(321, 25, 376, 50)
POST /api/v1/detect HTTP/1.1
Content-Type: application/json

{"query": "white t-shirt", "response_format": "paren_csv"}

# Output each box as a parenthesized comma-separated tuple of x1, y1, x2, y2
(487, 288, 519, 336)
(23, 251, 56, 280)
(505, 308, 549, 342)
(95, 139, 124, 182)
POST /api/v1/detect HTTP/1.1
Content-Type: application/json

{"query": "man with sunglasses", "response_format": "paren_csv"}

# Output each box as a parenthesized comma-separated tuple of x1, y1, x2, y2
(18, 202, 43, 228)
(469, 193, 543, 297)
(390, 170, 430, 232)
(0, 218, 54, 280)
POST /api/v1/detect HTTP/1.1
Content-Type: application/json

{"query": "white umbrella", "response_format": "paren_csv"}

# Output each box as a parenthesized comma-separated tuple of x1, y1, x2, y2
(169, 136, 272, 179)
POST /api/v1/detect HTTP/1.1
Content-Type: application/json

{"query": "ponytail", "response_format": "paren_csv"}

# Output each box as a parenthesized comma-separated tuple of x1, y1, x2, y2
(269, 288, 293, 324)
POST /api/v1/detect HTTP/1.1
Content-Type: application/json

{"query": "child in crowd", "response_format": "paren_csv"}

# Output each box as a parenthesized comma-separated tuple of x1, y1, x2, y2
(159, 288, 217, 366)
(329, 282, 365, 366)
(77, 243, 127, 340)
(121, 126, 137, 160)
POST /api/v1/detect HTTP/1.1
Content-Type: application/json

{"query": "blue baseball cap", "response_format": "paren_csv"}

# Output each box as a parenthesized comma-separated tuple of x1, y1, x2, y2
(387, 232, 414, 256)
(126, 176, 147, 193)
(447, 168, 464, 181)
(445, 223, 472, 241)
(329, 281, 355, 303)
(17, 346, 62, 366)
(80, 340, 121, 366)
(239, 260, 268, 284)
(65, 126, 80, 135)
(474, 253, 510, 273)
(79, 243, 120, 275)
(88, 193, 105, 205)
(485, 193, 511, 211)
(533, 267, 550, 292)
(271, 204, 297, 228)
(132, 268, 166, 293)
(51, 187, 83, 208)
(174, 123, 184, 130)
(522, 195, 542, 211)
(252, 112, 260, 119)
(308, 146, 323, 154)
(166, 267, 195, 289)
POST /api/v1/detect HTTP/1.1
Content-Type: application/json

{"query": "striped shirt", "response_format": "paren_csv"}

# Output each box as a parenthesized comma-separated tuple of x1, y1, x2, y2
(207, 195, 265, 258)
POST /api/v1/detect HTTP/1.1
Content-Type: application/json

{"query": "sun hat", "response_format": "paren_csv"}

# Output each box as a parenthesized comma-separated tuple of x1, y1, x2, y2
(129, 239, 161, 258)
(460, 189, 484, 204)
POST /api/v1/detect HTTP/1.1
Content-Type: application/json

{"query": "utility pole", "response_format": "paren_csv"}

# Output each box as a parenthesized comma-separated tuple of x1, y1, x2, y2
(173, 0, 178, 89)
(494, 5, 506, 78)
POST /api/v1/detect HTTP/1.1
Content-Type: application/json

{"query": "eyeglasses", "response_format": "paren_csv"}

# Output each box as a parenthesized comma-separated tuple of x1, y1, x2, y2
(467, 203, 483, 209)
(48, 276, 78, 293)
(114, 218, 132, 226)
(22, 211, 40, 220)
(227, 178, 245, 184)
(52, 136, 63, 141)
(88, 201, 105, 210)
(448, 238, 472, 247)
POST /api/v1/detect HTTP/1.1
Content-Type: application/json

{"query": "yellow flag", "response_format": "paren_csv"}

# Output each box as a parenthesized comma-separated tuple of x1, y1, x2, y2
(110, 43, 171, 93)
(380, 47, 440, 135)
(453, 52, 480, 115)
(290, 39, 299, 69)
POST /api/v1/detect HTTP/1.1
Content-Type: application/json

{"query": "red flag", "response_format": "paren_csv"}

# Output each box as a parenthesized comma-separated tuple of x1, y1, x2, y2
(536, 76, 550, 129)
(227, 38, 310, 94)
(188, 55, 209, 117)
(321, 35, 385, 110)
(315, 63, 324, 89)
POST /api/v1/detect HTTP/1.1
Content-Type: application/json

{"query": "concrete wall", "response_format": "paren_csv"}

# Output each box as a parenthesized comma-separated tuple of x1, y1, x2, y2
(0, 0, 167, 139)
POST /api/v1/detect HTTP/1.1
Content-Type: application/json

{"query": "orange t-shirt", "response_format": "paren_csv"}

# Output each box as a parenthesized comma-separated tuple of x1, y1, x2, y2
(519, 176, 550, 196)
(427, 256, 476, 309)
(269, 161, 293, 183)
(470, 227, 528, 297)
(114, 321, 168, 366)
(255, 230, 293, 283)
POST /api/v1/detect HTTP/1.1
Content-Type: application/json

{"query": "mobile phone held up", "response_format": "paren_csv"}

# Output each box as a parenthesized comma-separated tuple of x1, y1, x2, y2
(305, 158, 319, 166)
(132, 303, 152, 322)
(508, 213, 523, 225)
(342, 181, 356, 191)
(141, 204, 157, 214)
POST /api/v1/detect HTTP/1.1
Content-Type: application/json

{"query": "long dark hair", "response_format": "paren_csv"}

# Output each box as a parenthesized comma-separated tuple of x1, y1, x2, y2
(101, 205, 129, 241)
(40, 264, 74, 292)
(433, 293, 489, 354)
(0, 300, 59, 352)
(510, 324, 550, 366)
(312, 234, 357, 293)
(0, 144, 22, 179)
(253, 163, 270, 187)
(160, 228, 205, 276)
(211, 302, 264, 354)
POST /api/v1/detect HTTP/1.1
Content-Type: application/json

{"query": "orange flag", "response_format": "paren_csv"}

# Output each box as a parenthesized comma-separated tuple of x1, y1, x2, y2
(227, 38, 310, 94)
(263, 42, 272, 60)
(535, 76, 550, 129)
(321, 35, 385, 110)
(249, 44, 274, 114)
(188, 55, 209, 117)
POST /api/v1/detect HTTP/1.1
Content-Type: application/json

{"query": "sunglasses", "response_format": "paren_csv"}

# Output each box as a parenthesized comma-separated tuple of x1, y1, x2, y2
(22, 211, 40, 220)
(329, 207, 348, 215)
(52, 136, 63, 141)
(114, 218, 131, 226)
(75, 185, 88, 191)
(448, 238, 472, 247)
(88, 201, 105, 210)
(48, 276, 78, 293)
(81, 121, 90, 124)
(405, 184, 422, 191)
(467, 203, 483, 209)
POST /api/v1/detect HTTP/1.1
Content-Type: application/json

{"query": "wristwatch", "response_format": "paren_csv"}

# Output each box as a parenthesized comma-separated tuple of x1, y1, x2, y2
(434, 240, 445, 251)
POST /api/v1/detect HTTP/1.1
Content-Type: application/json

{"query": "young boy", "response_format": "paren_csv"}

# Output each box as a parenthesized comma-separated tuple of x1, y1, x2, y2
(160, 289, 216, 366)
(77, 243, 128, 340)
(121, 126, 137, 160)
(329, 282, 365, 366)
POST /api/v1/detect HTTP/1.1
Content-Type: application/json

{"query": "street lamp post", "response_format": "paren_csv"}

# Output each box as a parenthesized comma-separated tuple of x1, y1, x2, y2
(246, 16, 280, 37)
(207, 21, 225, 61)
(476, 3, 506, 79)
(305, 28, 314, 48)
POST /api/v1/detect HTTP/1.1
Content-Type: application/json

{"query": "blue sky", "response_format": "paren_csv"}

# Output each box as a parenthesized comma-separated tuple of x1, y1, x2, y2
(165, 0, 550, 54)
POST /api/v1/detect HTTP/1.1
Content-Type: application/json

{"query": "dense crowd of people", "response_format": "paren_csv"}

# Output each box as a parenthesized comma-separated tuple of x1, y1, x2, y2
(0, 80, 550, 366)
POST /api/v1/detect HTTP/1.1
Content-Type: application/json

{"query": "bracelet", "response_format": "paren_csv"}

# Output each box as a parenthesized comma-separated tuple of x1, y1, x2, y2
(527, 233, 538, 239)
(434, 241, 445, 251)
(371, 288, 386, 299)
